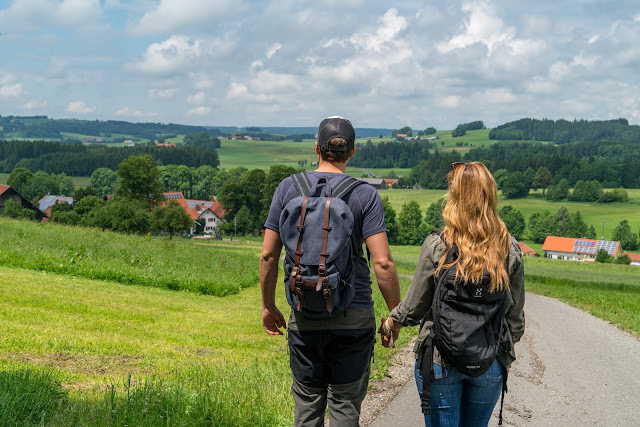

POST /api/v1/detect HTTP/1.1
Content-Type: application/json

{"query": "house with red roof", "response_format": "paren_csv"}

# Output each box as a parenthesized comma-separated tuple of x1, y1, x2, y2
(0, 185, 45, 221)
(542, 236, 620, 262)
(623, 252, 640, 267)
(517, 242, 539, 257)
(162, 192, 225, 234)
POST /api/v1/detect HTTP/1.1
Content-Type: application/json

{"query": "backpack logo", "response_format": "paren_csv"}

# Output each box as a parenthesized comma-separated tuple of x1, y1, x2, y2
(474, 287, 483, 298)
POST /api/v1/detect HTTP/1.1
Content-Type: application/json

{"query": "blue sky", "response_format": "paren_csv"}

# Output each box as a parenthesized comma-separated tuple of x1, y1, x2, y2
(1, 0, 640, 130)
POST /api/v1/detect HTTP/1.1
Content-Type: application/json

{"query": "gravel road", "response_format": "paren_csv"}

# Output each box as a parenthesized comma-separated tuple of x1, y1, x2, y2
(366, 292, 640, 426)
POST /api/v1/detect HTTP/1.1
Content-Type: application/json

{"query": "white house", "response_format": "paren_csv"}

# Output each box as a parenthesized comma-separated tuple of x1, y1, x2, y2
(542, 236, 620, 262)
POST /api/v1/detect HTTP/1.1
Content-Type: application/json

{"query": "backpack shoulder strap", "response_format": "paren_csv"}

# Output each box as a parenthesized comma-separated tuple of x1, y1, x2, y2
(291, 172, 313, 197)
(332, 176, 364, 200)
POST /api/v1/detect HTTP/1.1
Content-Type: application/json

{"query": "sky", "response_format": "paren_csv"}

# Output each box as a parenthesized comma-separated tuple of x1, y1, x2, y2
(1, 0, 640, 130)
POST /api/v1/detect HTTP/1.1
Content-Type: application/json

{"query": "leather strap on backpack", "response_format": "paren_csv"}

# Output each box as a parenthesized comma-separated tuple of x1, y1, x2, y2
(318, 197, 333, 312)
(290, 196, 309, 310)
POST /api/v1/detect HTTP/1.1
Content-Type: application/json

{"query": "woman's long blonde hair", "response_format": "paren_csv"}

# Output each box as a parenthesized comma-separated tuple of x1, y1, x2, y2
(435, 162, 511, 292)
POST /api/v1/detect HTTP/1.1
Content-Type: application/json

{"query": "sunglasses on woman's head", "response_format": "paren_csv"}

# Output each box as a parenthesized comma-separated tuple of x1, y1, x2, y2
(451, 162, 465, 170)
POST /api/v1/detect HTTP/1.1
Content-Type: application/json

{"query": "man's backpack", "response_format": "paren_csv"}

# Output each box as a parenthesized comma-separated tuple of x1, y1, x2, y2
(418, 233, 511, 425)
(279, 172, 364, 318)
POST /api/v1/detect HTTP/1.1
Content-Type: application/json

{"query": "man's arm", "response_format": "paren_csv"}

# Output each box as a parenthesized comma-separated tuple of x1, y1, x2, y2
(366, 231, 401, 347)
(366, 232, 401, 310)
(260, 228, 286, 335)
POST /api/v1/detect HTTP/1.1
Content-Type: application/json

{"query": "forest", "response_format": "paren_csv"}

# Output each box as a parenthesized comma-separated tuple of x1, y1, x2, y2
(0, 140, 219, 176)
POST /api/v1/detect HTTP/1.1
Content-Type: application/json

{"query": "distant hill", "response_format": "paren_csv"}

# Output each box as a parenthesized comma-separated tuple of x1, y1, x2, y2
(205, 126, 393, 138)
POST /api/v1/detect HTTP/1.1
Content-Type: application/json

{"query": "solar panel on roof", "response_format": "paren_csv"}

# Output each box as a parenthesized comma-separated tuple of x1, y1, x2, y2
(575, 240, 595, 247)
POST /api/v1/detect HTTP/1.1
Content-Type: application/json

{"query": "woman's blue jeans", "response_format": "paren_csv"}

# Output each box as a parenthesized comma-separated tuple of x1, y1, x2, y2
(414, 359, 503, 427)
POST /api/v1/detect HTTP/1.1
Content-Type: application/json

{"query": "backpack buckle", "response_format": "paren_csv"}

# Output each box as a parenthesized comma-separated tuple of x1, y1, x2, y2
(318, 264, 326, 276)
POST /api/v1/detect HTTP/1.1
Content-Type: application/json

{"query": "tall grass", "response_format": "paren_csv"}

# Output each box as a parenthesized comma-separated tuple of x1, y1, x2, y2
(0, 219, 259, 296)
(0, 363, 292, 426)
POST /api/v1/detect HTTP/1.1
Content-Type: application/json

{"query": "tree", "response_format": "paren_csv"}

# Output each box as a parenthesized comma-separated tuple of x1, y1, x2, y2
(151, 200, 193, 239)
(381, 196, 398, 245)
(234, 205, 252, 236)
(398, 201, 426, 245)
(218, 179, 246, 217)
(74, 195, 104, 217)
(523, 167, 536, 190)
(6, 168, 33, 192)
(116, 155, 165, 207)
(583, 180, 603, 202)
(499, 206, 525, 240)
(90, 168, 118, 197)
(614, 254, 631, 265)
(424, 198, 445, 234)
(241, 169, 267, 232)
(110, 198, 151, 234)
(184, 130, 221, 151)
(595, 249, 612, 263)
(528, 210, 556, 243)
(546, 178, 569, 201)
(586, 224, 597, 239)
(554, 207, 572, 237)
(492, 169, 508, 190)
(191, 165, 217, 200)
(502, 172, 529, 199)
(566, 211, 588, 238)
(532, 167, 553, 194)
(260, 165, 297, 223)
(73, 186, 96, 202)
(611, 219, 639, 250)
(0, 199, 35, 220)
(161, 165, 193, 198)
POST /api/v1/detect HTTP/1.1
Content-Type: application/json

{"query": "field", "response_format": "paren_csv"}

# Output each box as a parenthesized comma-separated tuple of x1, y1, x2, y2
(380, 189, 640, 242)
(0, 218, 413, 426)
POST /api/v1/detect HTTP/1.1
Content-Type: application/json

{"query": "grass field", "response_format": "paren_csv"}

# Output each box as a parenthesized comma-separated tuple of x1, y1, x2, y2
(0, 221, 413, 425)
(380, 189, 640, 241)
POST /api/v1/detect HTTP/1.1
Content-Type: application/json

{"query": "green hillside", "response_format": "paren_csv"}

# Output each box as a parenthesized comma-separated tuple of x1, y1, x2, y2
(379, 189, 640, 242)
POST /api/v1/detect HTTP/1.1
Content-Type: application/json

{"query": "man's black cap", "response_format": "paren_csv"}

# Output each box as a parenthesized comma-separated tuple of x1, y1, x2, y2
(317, 116, 355, 152)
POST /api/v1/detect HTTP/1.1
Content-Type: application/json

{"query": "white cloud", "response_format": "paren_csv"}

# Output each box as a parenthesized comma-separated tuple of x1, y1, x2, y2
(125, 36, 202, 76)
(67, 101, 97, 114)
(186, 106, 211, 117)
(115, 106, 157, 118)
(134, 0, 245, 35)
(186, 91, 206, 105)
(148, 88, 177, 99)
(266, 43, 282, 59)
(23, 99, 47, 109)
(0, 0, 102, 30)
(437, 1, 514, 54)
(349, 8, 407, 51)
(588, 35, 600, 44)
(189, 72, 214, 89)
(0, 83, 23, 97)
(441, 96, 460, 109)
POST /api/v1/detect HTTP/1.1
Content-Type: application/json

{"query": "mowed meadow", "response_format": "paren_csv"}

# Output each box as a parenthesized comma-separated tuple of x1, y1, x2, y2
(0, 218, 414, 426)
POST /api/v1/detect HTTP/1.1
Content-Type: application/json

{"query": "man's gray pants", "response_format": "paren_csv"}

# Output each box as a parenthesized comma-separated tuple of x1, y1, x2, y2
(288, 307, 376, 427)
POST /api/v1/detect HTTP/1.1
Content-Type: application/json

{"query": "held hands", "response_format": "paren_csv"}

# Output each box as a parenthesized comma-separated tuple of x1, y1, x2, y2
(262, 307, 286, 335)
(378, 317, 400, 348)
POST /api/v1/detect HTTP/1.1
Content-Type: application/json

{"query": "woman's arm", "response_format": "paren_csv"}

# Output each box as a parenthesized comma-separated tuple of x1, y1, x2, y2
(387, 234, 445, 330)
(506, 239, 526, 344)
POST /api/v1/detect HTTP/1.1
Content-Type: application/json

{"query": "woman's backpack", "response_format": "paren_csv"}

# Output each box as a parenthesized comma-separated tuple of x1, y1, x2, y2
(418, 234, 511, 425)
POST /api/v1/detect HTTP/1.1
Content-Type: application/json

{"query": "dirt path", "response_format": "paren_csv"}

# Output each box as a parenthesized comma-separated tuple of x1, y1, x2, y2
(364, 292, 640, 426)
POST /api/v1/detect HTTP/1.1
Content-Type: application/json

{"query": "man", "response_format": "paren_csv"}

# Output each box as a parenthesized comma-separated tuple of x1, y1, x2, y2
(260, 116, 401, 426)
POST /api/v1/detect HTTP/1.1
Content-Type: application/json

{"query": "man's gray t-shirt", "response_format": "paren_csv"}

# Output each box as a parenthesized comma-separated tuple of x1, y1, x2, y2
(264, 171, 387, 308)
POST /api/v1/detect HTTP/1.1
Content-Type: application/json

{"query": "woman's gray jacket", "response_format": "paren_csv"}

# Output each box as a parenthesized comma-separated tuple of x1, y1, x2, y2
(390, 233, 526, 367)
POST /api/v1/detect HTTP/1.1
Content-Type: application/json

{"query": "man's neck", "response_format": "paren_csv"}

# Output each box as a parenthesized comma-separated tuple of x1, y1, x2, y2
(315, 160, 347, 174)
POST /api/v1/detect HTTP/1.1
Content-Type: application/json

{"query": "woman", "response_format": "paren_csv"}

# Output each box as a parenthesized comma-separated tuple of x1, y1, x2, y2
(380, 162, 525, 427)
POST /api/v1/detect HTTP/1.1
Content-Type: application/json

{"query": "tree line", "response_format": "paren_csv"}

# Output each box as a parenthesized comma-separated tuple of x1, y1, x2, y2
(0, 140, 219, 176)
(488, 118, 633, 143)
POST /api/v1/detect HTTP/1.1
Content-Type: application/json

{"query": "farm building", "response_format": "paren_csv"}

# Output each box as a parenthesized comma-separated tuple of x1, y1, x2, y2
(542, 236, 620, 262)
(356, 178, 385, 189)
(517, 242, 539, 257)
(38, 195, 74, 220)
(623, 252, 640, 266)
(0, 185, 45, 221)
